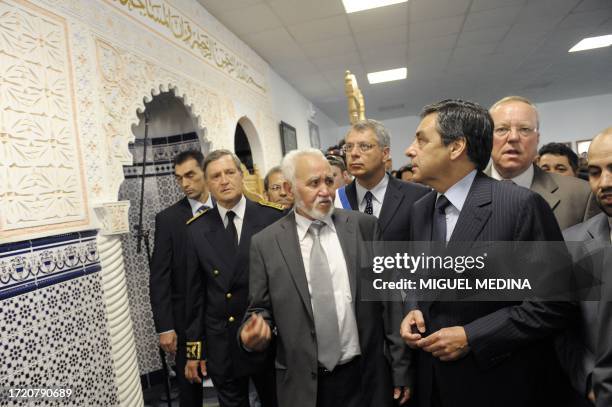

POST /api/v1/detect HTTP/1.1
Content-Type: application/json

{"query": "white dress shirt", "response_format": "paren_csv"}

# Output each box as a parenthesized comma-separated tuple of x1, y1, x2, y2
(294, 210, 361, 363)
(355, 173, 389, 218)
(188, 194, 214, 216)
(217, 195, 246, 244)
(437, 170, 477, 241)
(491, 164, 534, 189)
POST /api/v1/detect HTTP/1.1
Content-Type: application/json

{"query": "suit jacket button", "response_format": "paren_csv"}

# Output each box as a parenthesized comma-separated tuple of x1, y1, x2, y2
(226, 292, 232, 299)
(228, 316, 235, 322)
(310, 330, 315, 338)
(213, 269, 220, 276)
(311, 372, 317, 380)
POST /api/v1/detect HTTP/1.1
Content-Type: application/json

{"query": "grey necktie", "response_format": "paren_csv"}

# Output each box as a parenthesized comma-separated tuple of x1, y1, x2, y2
(308, 221, 341, 371)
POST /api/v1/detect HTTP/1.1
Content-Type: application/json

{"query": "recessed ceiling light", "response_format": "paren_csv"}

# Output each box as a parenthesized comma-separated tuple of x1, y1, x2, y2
(342, 0, 408, 14)
(569, 34, 612, 52)
(367, 67, 407, 84)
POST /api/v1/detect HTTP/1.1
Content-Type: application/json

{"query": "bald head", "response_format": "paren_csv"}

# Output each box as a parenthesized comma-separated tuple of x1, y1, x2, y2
(587, 128, 612, 216)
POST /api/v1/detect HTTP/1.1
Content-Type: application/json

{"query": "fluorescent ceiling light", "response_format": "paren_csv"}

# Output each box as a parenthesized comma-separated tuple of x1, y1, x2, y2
(569, 34, 612, 52)
(367, 67, 407, 84)
(342, 0, 408, 14)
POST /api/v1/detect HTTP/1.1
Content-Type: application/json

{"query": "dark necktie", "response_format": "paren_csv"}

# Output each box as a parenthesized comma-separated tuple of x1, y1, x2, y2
(226, 211, 238, 247)
(432, 195, 450, 243)
(364, 191, 374, 215)
(308, 221, 341, 371)
(196, 205, 209, 214)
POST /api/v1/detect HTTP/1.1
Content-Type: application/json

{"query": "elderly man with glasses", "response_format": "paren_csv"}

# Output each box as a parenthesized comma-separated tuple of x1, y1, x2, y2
(487, 96, 599, 229)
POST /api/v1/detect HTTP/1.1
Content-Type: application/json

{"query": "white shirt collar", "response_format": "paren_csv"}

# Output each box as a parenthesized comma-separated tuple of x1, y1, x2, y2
(294, 209, 336, 242)
(437, 170, 477, 212)
(356, 173, 389, 206)
(188, 194, 214, 216)
(491, 163, 534, 189)
(217, 195, 246, 222)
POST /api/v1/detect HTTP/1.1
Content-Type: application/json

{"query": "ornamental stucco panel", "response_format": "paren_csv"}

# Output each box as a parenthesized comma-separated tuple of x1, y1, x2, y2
(0, 0, 89, 241)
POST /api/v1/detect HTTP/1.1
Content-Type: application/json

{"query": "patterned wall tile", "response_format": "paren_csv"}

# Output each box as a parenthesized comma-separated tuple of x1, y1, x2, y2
(0, 234, 117, 406)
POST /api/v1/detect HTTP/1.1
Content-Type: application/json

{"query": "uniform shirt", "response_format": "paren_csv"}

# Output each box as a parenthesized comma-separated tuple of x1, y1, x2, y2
(188, 194, 214, 216)
(355, 173, 389, 218)
(217, 195, 246, 244)
(295, 210, 361, 363)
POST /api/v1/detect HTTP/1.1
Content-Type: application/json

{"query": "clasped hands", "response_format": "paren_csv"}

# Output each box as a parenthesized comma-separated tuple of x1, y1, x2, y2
(400, 310, 469, 361)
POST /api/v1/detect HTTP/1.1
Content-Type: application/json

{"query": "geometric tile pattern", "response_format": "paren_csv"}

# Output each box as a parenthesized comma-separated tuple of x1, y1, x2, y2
(119, 137, 202, 375)
(0, 236, 118, 406)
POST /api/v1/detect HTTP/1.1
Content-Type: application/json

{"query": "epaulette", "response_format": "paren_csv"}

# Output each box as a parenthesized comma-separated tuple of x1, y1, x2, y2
(257, 199, 285, 211)
(186, 207, 211, 225)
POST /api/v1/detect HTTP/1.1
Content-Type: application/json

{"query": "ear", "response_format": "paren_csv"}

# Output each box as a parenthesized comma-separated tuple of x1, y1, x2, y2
(382, 146, 390, 162)
(449, 137, 467, 161)
(282, 180, 292, 195)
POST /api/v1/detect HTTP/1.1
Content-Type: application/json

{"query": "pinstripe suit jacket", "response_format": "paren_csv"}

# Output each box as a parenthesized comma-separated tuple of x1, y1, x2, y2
(408, 172, 578, 407)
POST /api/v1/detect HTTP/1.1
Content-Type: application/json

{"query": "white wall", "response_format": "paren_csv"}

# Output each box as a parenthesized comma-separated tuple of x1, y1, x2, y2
(330, 93, 612, 171)
(537, 94, 612, 147)
(268, 69, 339, 159)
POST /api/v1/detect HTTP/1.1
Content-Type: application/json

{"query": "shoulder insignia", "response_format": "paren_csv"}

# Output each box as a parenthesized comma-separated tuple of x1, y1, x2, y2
(186, 207, 211, 225)
(257, 200, 285, 211)
(186, 341, 202, 360)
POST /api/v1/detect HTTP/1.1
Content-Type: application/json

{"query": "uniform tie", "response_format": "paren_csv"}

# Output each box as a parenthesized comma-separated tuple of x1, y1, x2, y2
(226, 211, 238, 247)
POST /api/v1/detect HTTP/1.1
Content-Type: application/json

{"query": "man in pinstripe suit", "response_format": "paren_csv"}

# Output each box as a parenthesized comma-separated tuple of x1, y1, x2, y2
(400, 99, 577, 407)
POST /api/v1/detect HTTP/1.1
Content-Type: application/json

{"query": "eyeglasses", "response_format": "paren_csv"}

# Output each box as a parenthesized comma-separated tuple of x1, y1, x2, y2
(342, 142, 377, 153)
(268, 184, 283, 192)
(493, 126, 537, 138)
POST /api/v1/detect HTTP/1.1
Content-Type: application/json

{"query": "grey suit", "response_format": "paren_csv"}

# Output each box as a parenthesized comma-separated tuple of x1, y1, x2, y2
(558, 213, 611, 404)
(487, 164, 599, 230)
(243, 209, 408, 407)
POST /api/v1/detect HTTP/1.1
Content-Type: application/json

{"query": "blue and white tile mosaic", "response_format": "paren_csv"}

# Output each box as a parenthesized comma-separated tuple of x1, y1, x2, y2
(119, 136, 203, 375)
(0, 232, 118, 405)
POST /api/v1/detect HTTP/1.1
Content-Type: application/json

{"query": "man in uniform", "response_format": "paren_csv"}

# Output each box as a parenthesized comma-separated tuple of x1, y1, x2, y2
(150, 149, 213, 406)
(184, 149, 284, 407)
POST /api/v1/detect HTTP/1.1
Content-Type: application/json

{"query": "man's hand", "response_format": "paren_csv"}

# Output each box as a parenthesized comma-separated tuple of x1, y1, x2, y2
(417, 326, 469, 361)
(159, 331, 177, 354)
(400, 310, 426, 349)
(588, 389, 595, 403)
(185, 360, 207, 384)
(240, 313, 272, 351)
(393, 386, 411, 405)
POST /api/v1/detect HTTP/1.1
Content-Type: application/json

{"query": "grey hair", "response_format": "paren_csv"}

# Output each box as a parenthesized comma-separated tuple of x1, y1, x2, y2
(203, 149, 242, 175)
(281, 148, 327, 186)
(490, 95, 540, 129)
(347, 119, 391, 148)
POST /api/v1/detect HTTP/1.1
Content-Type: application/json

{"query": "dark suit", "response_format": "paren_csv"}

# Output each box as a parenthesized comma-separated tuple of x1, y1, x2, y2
(150, 197, 202, 407)
(184, 198, 284, 407)
(343, 175, 429, 240)
(557, 213, 611, 405)
(408, 172, 577, 407)
(243, 210, 408, 407)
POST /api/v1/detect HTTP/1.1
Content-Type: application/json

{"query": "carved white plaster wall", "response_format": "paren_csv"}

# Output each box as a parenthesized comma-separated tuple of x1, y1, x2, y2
(0, 0, 89, 242)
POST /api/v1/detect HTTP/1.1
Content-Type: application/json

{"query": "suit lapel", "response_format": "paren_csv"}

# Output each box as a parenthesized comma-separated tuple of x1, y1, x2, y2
(378, 177, 403, 234)
(411, 192, 437, 241)
(345, 181, 359, 210)
(276, 213, 314, 321)
(531, 165, 560, 212)
(333, 211, 358, 301)
(449, 173, 492, 244)
(179, 197, 193, 221)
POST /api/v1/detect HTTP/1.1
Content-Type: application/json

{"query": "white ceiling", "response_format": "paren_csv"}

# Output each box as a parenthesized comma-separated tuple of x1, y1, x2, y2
(197, 0, 612, 124)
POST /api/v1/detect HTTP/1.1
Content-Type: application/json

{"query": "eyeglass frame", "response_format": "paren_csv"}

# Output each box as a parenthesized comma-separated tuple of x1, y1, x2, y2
(493, 126, 538, 138)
